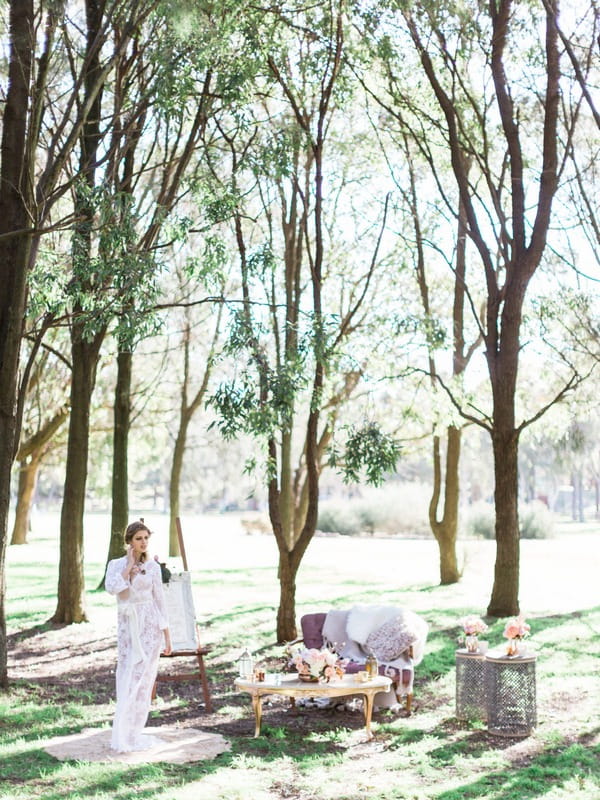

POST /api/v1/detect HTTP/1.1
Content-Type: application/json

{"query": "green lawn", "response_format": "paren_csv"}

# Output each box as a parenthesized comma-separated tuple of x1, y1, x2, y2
(2, 514, 599, 799)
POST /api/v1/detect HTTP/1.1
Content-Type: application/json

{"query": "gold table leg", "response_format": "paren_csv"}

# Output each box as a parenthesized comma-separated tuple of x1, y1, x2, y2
(363, 690, 376, 739)
(251, 692, 262, 737)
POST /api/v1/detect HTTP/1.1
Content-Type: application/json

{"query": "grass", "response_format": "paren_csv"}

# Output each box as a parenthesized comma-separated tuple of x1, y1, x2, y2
(2, 512, 600, 799)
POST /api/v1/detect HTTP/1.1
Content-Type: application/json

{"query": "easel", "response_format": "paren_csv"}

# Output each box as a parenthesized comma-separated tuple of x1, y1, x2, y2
(151, 517, 212, 711)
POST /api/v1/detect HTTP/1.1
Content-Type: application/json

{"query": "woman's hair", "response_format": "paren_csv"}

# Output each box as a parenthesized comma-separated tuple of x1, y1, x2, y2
(124, 520, 151, 562)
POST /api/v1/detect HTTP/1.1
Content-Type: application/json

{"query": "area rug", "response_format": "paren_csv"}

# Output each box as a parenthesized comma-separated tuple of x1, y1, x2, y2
(43, 726, 230, 764)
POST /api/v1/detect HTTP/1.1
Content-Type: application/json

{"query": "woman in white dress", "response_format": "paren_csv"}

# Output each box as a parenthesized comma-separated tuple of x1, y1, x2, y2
(105, 520, 172, 752)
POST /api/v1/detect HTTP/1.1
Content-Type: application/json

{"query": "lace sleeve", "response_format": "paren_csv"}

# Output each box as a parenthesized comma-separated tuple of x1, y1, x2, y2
(105, 557, 129, 595)
(151, 561, 169, 630)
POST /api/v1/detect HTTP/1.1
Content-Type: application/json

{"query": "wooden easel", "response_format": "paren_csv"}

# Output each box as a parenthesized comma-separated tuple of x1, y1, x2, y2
(151, 517, 212, 711)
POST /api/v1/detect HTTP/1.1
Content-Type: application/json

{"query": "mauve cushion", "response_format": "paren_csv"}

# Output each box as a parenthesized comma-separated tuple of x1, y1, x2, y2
(300, 613, 327, 648)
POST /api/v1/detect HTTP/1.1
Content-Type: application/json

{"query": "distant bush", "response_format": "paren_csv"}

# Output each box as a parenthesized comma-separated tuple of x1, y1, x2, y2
(317, 484, 431, 537)
(464, 500, 554, 540)
(519, 501, 555, 539)
(463, 502, 495, 539)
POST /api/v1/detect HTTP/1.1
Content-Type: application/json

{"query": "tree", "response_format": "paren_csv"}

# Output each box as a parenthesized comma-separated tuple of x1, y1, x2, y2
(55, 2, 216, 614)
(0, 0, 54, 687)
(167, 301, 223, 556)
(369, 0, 585, 615)
(0, 0, 160, 681)
(10, 338, 70, 545)
(379, 123, 481, 584)
(209, 1, 397, 641)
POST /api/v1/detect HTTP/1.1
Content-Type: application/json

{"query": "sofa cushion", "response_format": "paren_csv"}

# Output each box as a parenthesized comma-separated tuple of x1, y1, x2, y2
(365, 615, 419, 662)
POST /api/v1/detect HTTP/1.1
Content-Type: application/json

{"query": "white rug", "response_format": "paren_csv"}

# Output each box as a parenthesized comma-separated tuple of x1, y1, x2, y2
(43, 726, 230, 764)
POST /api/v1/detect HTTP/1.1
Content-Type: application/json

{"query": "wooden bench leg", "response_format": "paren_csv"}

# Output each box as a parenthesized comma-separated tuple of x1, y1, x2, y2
(406, 693, 413, 715)
(151, 648, 212, 711)
(197, 650, 212, 712)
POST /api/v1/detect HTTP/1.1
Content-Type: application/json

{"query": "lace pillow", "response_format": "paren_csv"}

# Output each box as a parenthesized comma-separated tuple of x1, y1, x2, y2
(365, 615, 418, 662)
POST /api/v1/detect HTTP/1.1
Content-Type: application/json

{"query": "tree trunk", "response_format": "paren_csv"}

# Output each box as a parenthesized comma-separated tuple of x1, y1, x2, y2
(168, 418, 188, 557)
(276, 550, 299, 642)
(10, 458, 42, 545)
(52, 0, 105, 624)
(430, 425, 461, 585)
(52, 329, 104, 624)
(487, 426, 520, 617)
(11, 406, 69, 547)
(99, 349, 132, 588)
(0, 0, 35, 689)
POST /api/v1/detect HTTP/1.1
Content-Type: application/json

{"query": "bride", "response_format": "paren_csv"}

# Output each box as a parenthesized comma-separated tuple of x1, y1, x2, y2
(105, 520, 172, 752)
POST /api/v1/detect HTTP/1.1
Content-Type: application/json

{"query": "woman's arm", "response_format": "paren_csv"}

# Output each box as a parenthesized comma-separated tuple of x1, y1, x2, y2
(105, 557, 130, 597)
(151, 563, 172, 654)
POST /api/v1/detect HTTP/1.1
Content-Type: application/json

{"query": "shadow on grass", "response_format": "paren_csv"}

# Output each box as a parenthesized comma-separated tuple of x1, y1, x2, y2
(2, 756, 189, 800)
(208, 604, 278, 627)
(4, 718, 351, 800)
(432, 740, 600, 800)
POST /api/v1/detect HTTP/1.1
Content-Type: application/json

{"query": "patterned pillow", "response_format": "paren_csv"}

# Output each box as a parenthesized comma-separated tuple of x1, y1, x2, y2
(365, 615, 418, 662)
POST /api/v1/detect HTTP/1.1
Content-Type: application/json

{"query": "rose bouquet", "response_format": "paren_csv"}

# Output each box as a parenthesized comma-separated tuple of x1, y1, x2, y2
(503, 614, 530, 655)
(459, 615, 488, 653)
(460, 615, 488, 636)
(292, 647, 346, 682)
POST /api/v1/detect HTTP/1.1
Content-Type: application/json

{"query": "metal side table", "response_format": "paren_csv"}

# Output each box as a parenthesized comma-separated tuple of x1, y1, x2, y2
(455, 649, 487, 721)
(484, 650, 537, 737)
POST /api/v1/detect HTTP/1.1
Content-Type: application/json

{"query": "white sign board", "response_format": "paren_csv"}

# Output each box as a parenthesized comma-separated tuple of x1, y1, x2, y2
(163, 572, 197, 651)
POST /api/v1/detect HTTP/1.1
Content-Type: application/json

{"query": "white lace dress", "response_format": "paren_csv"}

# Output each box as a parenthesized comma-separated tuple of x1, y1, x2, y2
(105, 556, 169, 752)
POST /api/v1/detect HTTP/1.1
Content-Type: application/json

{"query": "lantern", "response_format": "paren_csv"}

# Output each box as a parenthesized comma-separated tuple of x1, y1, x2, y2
(237, 647, 254, 679)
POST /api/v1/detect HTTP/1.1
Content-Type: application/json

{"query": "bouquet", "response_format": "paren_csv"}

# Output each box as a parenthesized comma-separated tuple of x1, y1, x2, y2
(503, 614, 530, 655)
(459, 615, 488, 636)
(459, 615, 488, 653)
(503, 614, 530, 640)
(291, 647, 346, 682)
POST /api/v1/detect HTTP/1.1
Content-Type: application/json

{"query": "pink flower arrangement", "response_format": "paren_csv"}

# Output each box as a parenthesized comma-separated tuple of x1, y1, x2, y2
(503, 614, 531, 640)
(459, 615, 488, 636)
(292, 647, 345, 682)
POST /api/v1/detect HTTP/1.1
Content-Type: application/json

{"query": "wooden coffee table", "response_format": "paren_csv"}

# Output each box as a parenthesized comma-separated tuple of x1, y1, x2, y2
(234, 673, 392, 739)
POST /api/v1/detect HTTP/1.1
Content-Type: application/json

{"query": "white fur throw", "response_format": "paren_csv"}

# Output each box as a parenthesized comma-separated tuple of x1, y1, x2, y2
(323, 609, 364, 661)
(346, 605, 399, 645)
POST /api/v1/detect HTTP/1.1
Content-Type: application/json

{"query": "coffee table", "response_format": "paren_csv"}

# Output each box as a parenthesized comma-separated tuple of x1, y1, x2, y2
(234, 673, 392, 739)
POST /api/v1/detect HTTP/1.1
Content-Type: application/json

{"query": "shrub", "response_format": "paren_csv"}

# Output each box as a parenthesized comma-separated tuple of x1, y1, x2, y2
(317, 484, 431, 537)
(464, 501, 495, 539)
(464, 500, 554, 540)
(519, 500, 555, 539)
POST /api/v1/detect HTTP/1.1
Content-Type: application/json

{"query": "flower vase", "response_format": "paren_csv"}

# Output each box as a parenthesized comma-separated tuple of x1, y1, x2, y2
(515, 639, 527, 656)
(465, 635, 480, 653)
(298, 674, 319, 683)
(506, 639, 518, 657)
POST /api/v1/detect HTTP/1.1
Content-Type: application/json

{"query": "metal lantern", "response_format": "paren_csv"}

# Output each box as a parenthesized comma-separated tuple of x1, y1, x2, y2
(237, 647, 254, 679)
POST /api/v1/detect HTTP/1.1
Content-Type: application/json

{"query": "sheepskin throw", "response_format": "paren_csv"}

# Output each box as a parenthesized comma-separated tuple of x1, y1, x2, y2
(346, 605, 398, 645)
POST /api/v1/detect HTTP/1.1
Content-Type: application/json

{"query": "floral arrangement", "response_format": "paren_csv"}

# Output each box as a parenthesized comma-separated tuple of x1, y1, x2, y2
(458, 614, 488, 653)
(459, 615, 488, 637)
(503, 614, 530, 640)
(291, 647, 346, 682)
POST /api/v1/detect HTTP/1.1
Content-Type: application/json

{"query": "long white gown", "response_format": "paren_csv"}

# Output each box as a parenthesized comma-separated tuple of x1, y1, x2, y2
(105, 556, 169, 752)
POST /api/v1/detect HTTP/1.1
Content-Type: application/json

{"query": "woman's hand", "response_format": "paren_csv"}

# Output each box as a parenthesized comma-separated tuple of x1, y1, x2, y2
(162, 629, 172, 656)
(123, 544, 136, 580)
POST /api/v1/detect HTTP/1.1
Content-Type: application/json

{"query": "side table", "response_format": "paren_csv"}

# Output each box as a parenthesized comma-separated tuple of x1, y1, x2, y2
(455, 649, 487, 721)
(484, 650, 537, 737)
